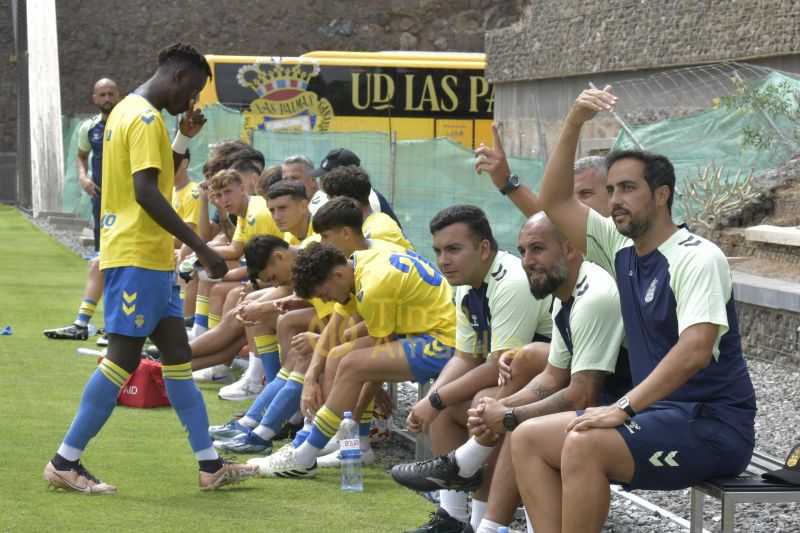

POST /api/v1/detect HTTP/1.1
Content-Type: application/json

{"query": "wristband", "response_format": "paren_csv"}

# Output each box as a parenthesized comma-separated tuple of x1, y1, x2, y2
(172, 131, 191, 154)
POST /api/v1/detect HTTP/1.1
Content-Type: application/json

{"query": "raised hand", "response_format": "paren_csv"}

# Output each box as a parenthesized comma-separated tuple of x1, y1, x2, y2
(565, 85, 617, 127)
(179, 99, 207, 138)
(474, 123, 512, 188)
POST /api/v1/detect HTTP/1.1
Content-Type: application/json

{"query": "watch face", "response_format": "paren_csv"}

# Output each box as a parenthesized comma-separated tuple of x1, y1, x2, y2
(617, 397, 629, 409)
(509, 175, 520, 186)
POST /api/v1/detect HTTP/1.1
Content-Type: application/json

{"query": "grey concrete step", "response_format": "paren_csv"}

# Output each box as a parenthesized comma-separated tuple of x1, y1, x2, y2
(37, 211, 78, 219)
(47, 215, 91, 230)
(744, 225, 800, 247)
(732, 270, 800, 313)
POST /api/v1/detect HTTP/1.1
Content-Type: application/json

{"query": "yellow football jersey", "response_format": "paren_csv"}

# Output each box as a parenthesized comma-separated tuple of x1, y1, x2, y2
(173, 182, 202, 232)
(100, 95, 175, 271)
(232, 195, 281, 244)
(333, 238, 408, 317)
(352, 248, 455, 346)
(363, 212, 414, 251)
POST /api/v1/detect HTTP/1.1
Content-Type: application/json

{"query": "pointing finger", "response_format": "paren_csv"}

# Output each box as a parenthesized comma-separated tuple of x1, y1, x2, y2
(491, 123, 504, 154)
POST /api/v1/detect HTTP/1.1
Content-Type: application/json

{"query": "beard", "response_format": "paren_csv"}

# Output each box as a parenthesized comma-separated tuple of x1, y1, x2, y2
(528, 254, 569, 300)
(613, 199, 655, 240)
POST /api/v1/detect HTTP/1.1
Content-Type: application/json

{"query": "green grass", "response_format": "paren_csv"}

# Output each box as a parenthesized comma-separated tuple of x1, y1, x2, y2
(0, 206, 433, 532)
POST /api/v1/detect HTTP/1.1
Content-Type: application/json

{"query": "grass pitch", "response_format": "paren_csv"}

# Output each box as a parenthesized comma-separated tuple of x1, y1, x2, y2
(0, 206, 433, 532)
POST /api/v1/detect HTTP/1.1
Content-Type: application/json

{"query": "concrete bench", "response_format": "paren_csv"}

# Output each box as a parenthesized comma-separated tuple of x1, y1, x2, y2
(690, 450, 800, 532)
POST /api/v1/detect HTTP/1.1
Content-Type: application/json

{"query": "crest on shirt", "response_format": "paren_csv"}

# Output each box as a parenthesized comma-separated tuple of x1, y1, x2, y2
(644, 278, 658, 303)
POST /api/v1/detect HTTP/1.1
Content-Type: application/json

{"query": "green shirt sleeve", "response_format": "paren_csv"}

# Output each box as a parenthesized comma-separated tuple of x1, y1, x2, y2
(77, 118, 92, 153)
(488, 276, 552, 355)
(455, 289, 478, 353)
(585, 209, 630, 279)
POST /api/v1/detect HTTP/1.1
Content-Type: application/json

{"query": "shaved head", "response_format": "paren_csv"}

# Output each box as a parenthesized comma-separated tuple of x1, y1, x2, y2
(522, 212, 564, 243)
(93, 78, 118, 93)
(92, 78, 120, 115)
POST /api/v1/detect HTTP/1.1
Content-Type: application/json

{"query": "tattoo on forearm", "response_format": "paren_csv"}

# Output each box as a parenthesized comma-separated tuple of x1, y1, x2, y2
(524, 381, 554, 401)
(516, 370, 607, 422)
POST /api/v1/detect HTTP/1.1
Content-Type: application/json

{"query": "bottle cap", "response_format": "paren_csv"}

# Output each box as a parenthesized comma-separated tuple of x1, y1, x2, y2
(343, 411, 352, 418)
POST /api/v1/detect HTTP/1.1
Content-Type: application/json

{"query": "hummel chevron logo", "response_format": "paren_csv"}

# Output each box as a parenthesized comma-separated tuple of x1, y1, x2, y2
(123, 291, 137, 303)
(140, 114, 155, 125)
(122, 303, 135, 316)
(491, 264, 507, 282)
(649, 450, 679, 467)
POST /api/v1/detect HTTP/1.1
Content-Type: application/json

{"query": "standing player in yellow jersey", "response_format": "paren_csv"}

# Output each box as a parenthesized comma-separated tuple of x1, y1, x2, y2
(44, 43, 257, 493)
(255, 241, 456, 478)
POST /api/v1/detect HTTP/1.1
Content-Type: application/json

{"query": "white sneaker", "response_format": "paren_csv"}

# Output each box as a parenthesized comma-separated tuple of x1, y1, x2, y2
(218, 375, 264, 401)
(192, 364, 233, 384)
(247, 442, 295, 470)
(317, 447, 375, 468)
(247, 447, 316, 478)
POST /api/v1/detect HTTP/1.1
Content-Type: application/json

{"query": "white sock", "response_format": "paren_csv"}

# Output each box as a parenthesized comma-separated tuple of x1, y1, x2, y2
(253, 425, 277, 441)
(288, 410, 304, 425)
(359, 436, 371, 453)
(525, 508, 534, 533)
(213, 363, 231, 375)
(455, 437, 495, 478)
(191, 324, 208, 338)
(440, 490, 469, 523)
(195, 446, 219, 461)
(243, 353, 264, 382)
(476, 519, 504, 533)
(74, 319, 88, 328)
(470, 499, 487, 532)
(57, 443, 82, 462)
(294, 440, 321, 468)
(238, 416, 259, 428)
(301, 419, 313, 432)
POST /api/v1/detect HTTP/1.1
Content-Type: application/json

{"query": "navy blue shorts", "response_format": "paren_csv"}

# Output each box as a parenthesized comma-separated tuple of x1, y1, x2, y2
(613, 402, 753, 490)
(397, 334, 454, 383)
(104, 267, 183, 337)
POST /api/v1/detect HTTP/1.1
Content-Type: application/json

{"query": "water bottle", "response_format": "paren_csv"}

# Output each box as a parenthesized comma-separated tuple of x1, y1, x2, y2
(87, 324, 98, 336)
(498, 527, 508, 533)
(339, 411, 363, 492)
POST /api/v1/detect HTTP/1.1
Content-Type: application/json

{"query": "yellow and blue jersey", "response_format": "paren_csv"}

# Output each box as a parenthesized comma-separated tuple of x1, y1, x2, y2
(173, 182, 202, 231)
(298, 233, 335, 319)
(284, 217, 315, 246)
(352, 248, 455, 347)
(232, 195, 281, 244)
(362, 212, 414, 251)
(99, 94, 175, 271)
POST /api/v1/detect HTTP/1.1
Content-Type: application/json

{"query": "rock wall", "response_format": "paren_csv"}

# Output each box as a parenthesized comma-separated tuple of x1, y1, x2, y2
(486, 0, 800, 83)
(737, 302, 800, 368)
(0, 0, 525, 153)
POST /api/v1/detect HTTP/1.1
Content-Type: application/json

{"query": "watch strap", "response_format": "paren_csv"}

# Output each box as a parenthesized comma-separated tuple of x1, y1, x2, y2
(499, 174, 519, 195)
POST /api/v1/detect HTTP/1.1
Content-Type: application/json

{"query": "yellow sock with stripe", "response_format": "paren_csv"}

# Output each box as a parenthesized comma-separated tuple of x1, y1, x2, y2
(161, 362, 216, 458)
(255, 334, 281, 381)
(193, 295, 209, 332)
(208, 312, 221, 329)
(75, 298, 97, 327)
(60, 358, 131, 458)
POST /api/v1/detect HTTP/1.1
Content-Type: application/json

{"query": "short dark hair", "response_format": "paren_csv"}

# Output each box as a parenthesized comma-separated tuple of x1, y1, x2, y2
(256, 165, 282, 196)
(268, 179, 307, 201)
(210, 139, 248, 161)
(606, 150, 676, 211)
(230, 158, 262, 178)
(244, 235, 289, 287)
(157, 42, 212, 80)
(228, 147, 266, 172)
(429, 205, 498, 252)
(291, 242, 347, 299)
(321, 166, 372, 205)
(312, 196, 364, 234)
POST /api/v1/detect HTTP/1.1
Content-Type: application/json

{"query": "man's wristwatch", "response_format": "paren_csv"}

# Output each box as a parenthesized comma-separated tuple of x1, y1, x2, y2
(503, 407, 519, 431)
(617, 396, 636, 418)
(499, 174, 521, 195)
(428, 390, 445, 411)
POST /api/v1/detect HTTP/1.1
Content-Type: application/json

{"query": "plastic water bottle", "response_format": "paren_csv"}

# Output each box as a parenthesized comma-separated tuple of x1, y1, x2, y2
(87, 324, 97, 336)
(339, 411, 363, 492)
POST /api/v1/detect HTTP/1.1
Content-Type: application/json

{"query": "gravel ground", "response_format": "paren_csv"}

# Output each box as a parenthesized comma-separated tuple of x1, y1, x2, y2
(25, 207, 800, 532)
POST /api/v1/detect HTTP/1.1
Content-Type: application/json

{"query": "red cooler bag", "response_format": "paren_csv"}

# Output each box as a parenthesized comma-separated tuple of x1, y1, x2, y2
(98, 357, 171, 408)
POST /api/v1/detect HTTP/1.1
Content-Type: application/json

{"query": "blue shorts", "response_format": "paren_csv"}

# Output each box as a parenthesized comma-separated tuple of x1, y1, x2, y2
(609, 402, 753, 490)
(104, 267, 183, 337)
(398, 334, 454, 383)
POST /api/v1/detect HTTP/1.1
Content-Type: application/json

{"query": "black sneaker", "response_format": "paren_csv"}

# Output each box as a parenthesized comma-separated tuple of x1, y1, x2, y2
(273, 420, 304, 441)
(391, 451, 483, 493)
(403, 507, 472, 533)
(43, 324, 89, 340)
(143, 345, 162, 361)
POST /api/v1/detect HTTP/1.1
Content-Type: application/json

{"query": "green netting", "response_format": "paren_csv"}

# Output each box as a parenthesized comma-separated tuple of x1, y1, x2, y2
(613, 72, 800, 221)
(252, 129, 544, 255)
(61, 102, 545, 254)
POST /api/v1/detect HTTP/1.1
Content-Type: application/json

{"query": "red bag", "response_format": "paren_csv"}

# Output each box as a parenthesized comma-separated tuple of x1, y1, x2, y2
(98, 357, 171, 408)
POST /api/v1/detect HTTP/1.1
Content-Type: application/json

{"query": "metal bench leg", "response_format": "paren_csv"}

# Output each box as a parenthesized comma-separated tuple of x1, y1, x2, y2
(689, 488, 705, 533)
(721, 495, 734, 533)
